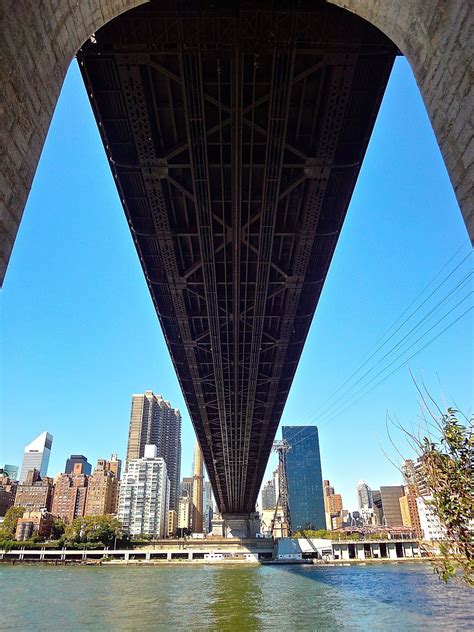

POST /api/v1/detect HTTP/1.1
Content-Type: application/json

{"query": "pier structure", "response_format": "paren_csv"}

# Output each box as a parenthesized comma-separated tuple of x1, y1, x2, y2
(0, 537, 422, 564)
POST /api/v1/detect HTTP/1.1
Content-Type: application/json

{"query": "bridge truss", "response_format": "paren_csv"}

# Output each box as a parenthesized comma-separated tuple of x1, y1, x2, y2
(78, 1, 396, 514)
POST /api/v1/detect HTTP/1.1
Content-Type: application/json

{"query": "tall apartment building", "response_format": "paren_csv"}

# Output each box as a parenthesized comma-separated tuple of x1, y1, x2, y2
(51, 463, 89, 523)
(19, 432, 53, 482)
(65, 455, 92, 476)
(84, 457, 120, 516)
(192, 441, 203, 533)
(402, 458, 429, 496)
(14, 469, 54, 512)
(118, 445, 170, 538)
(399, 485, 422, 538)
(379, 486, 404, 526)
(326, 493, 343, 514)
(126, 391, 181, 510)
(417, 496, 446, 541)
(282, 426, 325, 531)
(262, 479, 276, 510)
(178, 495, 192, 533)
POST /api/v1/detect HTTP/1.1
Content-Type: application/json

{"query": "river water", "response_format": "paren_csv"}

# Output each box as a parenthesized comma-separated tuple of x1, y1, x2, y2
(3, 563, 473, 630)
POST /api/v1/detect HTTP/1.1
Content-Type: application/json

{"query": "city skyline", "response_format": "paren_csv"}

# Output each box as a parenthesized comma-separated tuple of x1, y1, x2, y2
(2, 57, 472, 511)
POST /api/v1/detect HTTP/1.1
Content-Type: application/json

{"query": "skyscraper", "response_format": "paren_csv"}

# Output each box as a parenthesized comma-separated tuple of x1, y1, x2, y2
(203, 480, 214, 534)
(402, 458, 429, 496)
(19, 432, 53, 483)
(379, 485, 404, 526)
(118, 445, 170, 538)
(65, 455, 92, 476)
(192, 441, 203, 533)
(282, 426, 325, 531)
(356, 480, 373, 510)
(261, 479, 276, 510)
(126, 391, 181, 510)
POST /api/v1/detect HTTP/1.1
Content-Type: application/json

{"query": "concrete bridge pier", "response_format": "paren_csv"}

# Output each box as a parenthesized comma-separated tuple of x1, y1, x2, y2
(221, 513, 261, 539)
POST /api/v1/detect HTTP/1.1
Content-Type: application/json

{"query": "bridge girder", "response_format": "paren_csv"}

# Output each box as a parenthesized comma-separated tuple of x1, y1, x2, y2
(78, 1, 396, 514)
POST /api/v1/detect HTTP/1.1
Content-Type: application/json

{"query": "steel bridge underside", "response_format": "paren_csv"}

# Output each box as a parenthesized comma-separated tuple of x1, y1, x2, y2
(79, 2, 396, 515)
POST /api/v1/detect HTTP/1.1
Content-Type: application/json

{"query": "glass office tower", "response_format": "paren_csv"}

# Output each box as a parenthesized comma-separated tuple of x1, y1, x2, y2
(65, 455, 92, 475)
(282, 426, 325, 531)
(19, 431, 53, 483)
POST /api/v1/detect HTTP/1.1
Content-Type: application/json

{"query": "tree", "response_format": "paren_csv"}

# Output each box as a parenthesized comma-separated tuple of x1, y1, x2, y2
(293, 529, 334, 539)
(51, 518, 66, 540)
(389, 384, 473, 586)
(0, 506, 25, 540)
(415, 408, 473, 586)
(65, 515, 123, 546)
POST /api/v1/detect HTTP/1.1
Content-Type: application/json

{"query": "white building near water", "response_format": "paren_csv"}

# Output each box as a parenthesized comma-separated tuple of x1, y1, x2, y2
(118, 445, 170, 538)
(416, 497, 446, 541)
(19, 431, 53, 482)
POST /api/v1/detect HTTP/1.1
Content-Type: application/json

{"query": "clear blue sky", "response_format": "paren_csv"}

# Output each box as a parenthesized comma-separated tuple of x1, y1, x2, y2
(1, 57, 472, 511)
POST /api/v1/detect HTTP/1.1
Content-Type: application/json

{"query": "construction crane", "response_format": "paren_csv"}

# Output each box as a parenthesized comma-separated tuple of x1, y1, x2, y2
(271, 440, 292, 537)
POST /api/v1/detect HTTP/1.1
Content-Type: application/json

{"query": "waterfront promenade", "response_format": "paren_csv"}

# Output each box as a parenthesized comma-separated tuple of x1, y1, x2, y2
(0, 537, 423, 564)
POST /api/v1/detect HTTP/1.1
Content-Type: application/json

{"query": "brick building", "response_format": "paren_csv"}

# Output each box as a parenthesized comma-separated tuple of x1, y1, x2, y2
(84, 457, 120, 516)
(51, 463, 89, 523)
(0, 476, 17, 517)
(14, 469, 54, 512)
(15, 509, 54, 541)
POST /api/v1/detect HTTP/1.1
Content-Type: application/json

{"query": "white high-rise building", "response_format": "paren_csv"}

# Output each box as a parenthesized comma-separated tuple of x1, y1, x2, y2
(118, 445, 170, 538)
(416, 497, 447, 541)
(178, 495, 192, 532)
(19, 431, 53, 482)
